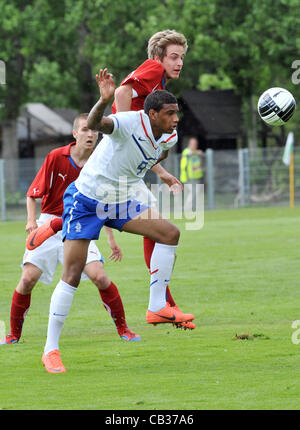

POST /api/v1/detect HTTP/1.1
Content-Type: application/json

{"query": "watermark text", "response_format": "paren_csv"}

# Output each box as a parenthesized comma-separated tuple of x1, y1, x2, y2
(0, 320, 6, 339)
(0, 60, 6, 85)
(291, 60, 300, 85)
(93, 178, 204, 230)
(291, 320, 300, 344)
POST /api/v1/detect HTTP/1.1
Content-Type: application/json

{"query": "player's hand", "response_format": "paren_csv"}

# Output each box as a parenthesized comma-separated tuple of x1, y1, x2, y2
(95, 68, 116, 103)
(26, 220, 38, 234)
(159, 172, 183, 195)
(108, 242, 123, 262)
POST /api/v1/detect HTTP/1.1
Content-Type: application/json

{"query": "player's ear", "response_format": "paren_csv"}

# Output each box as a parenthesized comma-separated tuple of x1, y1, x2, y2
(72, 129, 77, 139)
(148, 109, 158, 121)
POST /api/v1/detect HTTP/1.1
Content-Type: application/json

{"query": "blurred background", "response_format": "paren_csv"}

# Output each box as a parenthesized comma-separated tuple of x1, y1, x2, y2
(1, 0, 300, 219)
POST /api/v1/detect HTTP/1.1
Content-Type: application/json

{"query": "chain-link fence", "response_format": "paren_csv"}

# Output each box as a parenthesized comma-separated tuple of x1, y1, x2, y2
(204, 147, 298, 209)
(0, 158, 44, 220)
(0, 146, 298, 221)
(161, 147, 297, 210)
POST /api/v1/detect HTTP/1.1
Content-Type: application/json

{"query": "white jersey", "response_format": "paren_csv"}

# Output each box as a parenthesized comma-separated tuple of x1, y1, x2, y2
(75, 110, 177, 204)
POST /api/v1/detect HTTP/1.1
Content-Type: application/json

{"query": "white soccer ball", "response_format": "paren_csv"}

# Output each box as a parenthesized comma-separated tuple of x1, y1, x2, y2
(257, 87, 296, 126)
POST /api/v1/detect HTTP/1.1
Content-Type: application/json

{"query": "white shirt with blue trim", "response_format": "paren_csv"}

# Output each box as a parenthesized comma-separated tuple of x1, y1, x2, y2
(75, 110, 177, 204)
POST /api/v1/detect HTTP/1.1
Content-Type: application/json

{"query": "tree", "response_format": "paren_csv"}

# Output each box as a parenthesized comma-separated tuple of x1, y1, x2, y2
(2, 0, 300, 163)
(0, 0, 83, 191)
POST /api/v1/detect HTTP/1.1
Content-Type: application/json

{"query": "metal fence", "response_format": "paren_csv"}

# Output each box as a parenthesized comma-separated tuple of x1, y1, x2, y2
(0, 146, 298, 221)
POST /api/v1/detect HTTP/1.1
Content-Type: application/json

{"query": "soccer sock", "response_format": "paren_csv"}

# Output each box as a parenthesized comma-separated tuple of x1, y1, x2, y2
(50, 217, 63, 233)
(143, 236, 155, 269)
(44, 280, 76, 355)
(99, 281, 127, 333)
(143, 236, 176, 307)
(10, 290, 31, 339)
(166, 286, 176, 307)
(148, 243, 177, 312)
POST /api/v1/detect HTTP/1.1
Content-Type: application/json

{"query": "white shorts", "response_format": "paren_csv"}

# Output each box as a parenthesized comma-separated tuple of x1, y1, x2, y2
(22, 213, 104, 284)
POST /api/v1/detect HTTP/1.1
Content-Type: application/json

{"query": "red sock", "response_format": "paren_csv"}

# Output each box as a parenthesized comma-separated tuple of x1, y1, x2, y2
(143, 236, 176, 307)
(10, 290, 31, 339)
(166, 286, 176, 307)
(143, 236, 155, 269)
(99, 282, 127, 334)
(50, 218, 63, 233)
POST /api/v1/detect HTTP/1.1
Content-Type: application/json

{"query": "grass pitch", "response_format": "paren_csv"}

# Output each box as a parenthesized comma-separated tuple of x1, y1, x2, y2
(1, 206, 300, 410)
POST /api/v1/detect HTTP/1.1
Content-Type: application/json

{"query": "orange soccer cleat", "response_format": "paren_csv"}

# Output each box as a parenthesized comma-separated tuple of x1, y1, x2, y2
(42, 349, 66, 373)
(176, 321, 196, 330)
(146, 304, 194, 326)
(171, 305, 196, 330)
(26, 217, 57, 250)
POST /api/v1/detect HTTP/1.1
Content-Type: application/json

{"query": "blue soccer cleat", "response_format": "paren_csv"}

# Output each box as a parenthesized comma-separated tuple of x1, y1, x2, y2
(0, 334, 19, 345)
(119, 328, 141, 342)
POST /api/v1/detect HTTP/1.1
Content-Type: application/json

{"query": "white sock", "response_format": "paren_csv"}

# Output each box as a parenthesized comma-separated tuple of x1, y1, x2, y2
(44, 280, 77, 355)
(148, 243, 177, 312)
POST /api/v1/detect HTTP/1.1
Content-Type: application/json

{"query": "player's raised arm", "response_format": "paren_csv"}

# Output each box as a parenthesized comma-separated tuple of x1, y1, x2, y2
(87, 68, 116, 134)
(114, 84, 133, 112)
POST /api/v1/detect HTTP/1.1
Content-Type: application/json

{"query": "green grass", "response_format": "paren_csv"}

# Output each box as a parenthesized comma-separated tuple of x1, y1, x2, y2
(1, 206, 300, 410)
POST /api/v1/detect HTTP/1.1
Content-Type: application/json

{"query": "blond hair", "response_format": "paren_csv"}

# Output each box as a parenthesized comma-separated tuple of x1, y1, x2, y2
(147, 29, 188, 60)
(73, 113, 89, 131)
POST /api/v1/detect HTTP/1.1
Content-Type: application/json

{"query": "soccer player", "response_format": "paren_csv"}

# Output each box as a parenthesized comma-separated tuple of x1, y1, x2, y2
(0, 113, 140, 346)
(27, 29, 195, 330)
(112, 29, 195, 329)
(41, 69, 194, 373)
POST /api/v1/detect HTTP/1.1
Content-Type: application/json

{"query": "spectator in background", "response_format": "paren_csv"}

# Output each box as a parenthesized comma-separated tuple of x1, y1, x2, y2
(180, 137, 204, 211)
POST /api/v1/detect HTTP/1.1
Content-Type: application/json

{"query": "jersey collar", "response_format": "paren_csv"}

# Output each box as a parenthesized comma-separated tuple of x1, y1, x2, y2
(140, 111, 176, 148)
(139, 112, 159, 149)
(61, 141, 76, 156)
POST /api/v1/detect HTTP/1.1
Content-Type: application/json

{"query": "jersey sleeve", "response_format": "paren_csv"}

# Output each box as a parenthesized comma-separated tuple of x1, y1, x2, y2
(121, 60, 165, 97)
(108, 111, 136, 139)
(160, 132, 178, 151)
(26, 153, 54, 198)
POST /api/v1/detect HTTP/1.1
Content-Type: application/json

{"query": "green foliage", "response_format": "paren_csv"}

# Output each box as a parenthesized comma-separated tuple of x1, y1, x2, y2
(198, 71, 234, 91)
(1, 0, 300, 142)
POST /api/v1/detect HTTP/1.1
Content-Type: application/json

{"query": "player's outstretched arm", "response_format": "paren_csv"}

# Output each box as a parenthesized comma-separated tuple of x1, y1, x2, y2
(88, 68, 116, 134)
(114, 84, 133, 112)
(26, 196, 38, 233)
(152, 163, 183, 195)
(104, 226, 123, 262)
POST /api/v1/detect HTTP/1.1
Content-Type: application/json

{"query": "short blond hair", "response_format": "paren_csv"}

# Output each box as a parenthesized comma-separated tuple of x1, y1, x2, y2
(73, 113, 89, 131)
(147, 29, 188, 60)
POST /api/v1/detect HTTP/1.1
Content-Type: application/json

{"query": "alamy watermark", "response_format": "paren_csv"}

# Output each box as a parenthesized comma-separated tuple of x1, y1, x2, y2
(291, 320, 300, 344)
(0, 60, 6, 85)
(291, 60, 300, 85)
(0, 320, 5, 339)
(92, 178, 204, 231)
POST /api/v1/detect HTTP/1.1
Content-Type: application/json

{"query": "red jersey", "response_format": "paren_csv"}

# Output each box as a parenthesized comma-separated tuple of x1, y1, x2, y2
(27, 142, 82, 216)
(111, 59, 166, 113)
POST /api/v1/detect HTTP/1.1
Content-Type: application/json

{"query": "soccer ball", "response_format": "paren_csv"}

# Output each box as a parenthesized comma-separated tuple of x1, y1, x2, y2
(257, 87, 296, 126)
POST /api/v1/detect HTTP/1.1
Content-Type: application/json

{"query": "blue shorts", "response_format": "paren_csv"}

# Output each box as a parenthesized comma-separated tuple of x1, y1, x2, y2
(62, 182, 149, 241)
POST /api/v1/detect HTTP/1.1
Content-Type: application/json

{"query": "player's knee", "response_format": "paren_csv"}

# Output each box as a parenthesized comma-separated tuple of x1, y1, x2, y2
(156, 224, 180, 245)
(167, 225, 180, 245)
(19, 274, 38, 293)
(91, 272, 110, 290)
(62, 261, 86, 287)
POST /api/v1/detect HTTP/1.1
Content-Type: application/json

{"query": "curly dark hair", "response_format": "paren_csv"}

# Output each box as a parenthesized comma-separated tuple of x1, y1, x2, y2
(144, 90, 177, 114)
